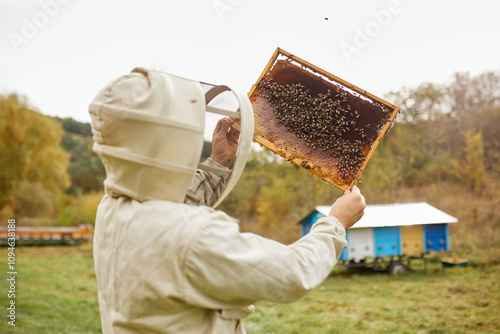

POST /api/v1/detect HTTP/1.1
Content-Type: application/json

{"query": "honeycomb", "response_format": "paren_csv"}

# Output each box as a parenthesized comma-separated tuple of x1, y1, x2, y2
(243, 48, 399, 190)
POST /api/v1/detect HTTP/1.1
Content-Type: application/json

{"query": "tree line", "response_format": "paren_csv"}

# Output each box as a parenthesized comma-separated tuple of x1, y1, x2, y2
(0, 70, 498, 237)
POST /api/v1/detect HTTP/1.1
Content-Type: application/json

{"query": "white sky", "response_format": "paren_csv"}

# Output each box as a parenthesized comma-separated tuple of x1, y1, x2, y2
(1, 0, 499, 124)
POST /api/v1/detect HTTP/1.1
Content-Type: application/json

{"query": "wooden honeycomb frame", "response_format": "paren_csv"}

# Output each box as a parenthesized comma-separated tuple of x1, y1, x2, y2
(242, 48, 400, 190)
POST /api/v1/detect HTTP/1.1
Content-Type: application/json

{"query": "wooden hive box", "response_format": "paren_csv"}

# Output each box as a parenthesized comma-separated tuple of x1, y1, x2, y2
(301, 203, 457, 262)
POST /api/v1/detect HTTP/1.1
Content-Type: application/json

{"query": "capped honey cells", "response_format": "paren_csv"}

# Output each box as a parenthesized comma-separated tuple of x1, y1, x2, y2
(256, 77, 392, 180)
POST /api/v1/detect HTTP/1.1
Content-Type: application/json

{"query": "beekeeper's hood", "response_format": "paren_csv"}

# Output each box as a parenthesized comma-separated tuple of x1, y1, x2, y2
(89, 67, 254, 208)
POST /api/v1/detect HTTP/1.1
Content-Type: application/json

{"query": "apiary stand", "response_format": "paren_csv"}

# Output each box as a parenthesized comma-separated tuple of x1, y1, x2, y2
(336, 254, 428, 275)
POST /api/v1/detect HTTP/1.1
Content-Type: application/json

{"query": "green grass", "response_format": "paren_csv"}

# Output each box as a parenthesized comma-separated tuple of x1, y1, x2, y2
(0, 245, 499, 333)
(245, 263, 500, 334)
(0, 244, 101, 334)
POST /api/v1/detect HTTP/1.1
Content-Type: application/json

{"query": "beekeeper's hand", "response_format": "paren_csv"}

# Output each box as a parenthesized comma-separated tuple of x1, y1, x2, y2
(211, 117, 240, 167)
(329, 186, 366, 229)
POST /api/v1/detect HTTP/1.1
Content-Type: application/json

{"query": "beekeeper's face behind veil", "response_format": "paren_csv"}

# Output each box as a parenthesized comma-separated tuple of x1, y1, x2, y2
(88, 67, 254, 208)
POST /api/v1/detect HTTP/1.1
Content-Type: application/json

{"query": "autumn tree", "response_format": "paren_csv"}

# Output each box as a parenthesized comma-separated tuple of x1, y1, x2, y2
(448, 71, 500, 121)
(385, 82, 447, 124)
(367, 82, 453, 188)
(450, 130, 485, 195)
(447, 71, 500, 173)
(0, 93, 70, 213)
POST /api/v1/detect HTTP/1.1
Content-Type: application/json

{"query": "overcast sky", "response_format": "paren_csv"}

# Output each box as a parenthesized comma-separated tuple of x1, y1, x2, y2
(1, 0, 499, 125)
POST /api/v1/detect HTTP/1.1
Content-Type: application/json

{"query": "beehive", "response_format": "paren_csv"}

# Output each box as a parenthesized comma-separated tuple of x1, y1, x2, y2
(301, 203, 457, 262)
(246, 48, 400, 190)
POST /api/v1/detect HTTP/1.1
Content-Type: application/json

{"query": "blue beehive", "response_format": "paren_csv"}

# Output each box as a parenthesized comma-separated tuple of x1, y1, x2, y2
(300, 211, 324, 238)
(423, 223, 450, 252)
(374, 226, 401, 258)
(299, 202, 457, 262)
(339, 230, 349, 261)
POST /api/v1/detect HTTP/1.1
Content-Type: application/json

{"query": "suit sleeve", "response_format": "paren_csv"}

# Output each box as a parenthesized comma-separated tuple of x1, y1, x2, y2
(184, 158, 229, 207)
(182, 213, 347, 309)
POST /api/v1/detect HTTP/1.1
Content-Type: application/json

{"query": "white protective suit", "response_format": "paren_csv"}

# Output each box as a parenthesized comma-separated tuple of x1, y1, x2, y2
(90, 68, 348, 334)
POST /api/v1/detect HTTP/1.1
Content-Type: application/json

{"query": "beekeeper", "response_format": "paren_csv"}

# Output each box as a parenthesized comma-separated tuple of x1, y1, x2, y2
(90, 67, 365, 334)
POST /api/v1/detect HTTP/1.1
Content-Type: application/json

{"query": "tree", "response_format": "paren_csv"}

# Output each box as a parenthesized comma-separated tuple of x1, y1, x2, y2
(450, 130, 485, 195)
(0, 93, 70, 210)
(55, 117, 106, 194)
(60, 132, 105, 194)
(447, 71, 500, 173)
(378, 83, 453, 187)
(448, 71, 500, 120)
(12, 182, 55, 217)
(54, 117, 93, 137)
(385, 82, 447, 124)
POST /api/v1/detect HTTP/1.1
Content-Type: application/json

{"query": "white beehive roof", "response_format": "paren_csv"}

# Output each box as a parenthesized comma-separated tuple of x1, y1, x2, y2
(315, 202, 458, 229)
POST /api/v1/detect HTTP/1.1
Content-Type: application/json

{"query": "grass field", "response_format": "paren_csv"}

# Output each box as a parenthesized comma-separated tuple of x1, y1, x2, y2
(0, 244, 499, 333)
(0, 244, 100, 334)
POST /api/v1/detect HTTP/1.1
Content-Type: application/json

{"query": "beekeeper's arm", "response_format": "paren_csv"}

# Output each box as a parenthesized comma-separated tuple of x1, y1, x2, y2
(183, 187, 366, 309)
(184, 117, 239, 206)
